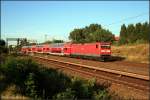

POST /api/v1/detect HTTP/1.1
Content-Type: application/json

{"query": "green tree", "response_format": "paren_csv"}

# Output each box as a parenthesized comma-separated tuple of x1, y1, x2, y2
(20, 39, 28, 46)
(142, 22, 149, 41)
(0, 39, 6, 46)
(135, 23, 142, 39)
(69, 24, 114, 43)
(94, 29, 114, 42)
(119, 22, 149, 45)
(127, 24, 136, 43)
(119, 24, 127, 44)
(87, 24, 102, 33)
(69, 29, 86, 43)
(52, 39, 64, 43)
(0, 39, 8, 54)
(42, 40, 52, 44)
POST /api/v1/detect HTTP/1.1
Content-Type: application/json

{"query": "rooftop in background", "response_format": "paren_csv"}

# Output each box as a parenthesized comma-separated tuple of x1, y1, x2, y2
(114, 36, 120, 41)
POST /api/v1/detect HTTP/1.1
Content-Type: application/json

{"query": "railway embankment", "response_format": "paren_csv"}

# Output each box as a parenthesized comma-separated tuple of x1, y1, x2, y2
(0, 55, 125, 100)
(32, 55, 149, 100)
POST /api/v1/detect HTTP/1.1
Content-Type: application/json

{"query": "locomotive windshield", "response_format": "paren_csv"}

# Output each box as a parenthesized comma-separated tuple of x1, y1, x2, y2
(101, 45, 110, 49)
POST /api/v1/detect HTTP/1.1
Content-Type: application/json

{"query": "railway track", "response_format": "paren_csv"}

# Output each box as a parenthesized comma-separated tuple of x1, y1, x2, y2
(31, 55, 149, 93)
(36, 53, 149, 76)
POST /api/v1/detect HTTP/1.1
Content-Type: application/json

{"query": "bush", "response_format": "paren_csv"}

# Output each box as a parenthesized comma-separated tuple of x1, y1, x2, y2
(25, 73, 38, 98)
(92, 90, 111, 100)
(1, 57, 119, 99)
(53, 88, 75, 100)
(53, 77, 110, 100)
(0, 57, 71, 99)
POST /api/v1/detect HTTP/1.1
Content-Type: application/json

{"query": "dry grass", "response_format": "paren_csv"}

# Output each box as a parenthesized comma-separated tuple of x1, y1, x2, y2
(1, 85, 30, 100)
(112, 43, 149, 64)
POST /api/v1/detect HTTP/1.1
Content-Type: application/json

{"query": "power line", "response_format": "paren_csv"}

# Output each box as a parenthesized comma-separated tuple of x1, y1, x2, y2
(103, 12, 148, 27)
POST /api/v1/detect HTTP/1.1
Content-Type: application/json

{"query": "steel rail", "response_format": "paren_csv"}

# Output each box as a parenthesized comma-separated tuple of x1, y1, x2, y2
(32, 55, 149, 81)
(32, 56, 149, 93)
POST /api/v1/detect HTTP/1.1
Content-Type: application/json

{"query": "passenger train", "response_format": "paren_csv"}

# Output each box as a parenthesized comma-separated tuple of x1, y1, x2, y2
(21, 42, 111, 60)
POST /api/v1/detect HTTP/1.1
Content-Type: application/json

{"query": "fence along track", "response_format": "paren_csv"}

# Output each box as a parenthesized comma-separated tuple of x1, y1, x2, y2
(32, 55, 149, 92)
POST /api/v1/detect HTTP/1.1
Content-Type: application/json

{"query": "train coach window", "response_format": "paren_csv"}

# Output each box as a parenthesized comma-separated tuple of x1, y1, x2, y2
(101, 45, 110, 49)
(64, 48, 67, 50)
(96, 45, 98, 48)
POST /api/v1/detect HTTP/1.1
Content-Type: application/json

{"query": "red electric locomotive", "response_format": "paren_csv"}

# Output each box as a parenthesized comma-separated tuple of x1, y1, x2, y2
(63, 42, 111, 60)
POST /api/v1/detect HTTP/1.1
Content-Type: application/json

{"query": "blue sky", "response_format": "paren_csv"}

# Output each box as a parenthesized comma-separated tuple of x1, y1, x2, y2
(1, 1, 149, 43)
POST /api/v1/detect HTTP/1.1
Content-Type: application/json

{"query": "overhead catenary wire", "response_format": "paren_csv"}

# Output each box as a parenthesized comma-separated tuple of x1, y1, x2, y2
(103, 12, 148, 27)
(102, 12, 148, 36)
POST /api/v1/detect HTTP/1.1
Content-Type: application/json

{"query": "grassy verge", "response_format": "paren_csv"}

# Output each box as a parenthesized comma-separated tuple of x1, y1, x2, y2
(112, 43, 149, 63)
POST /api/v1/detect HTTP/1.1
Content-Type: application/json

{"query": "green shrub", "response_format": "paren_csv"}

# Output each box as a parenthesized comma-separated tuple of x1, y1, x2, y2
(53, 88, 75, 100)
(93, 90, 111, 100)
(35, 68, 71, 99)
(25, 73, 38, 98)
(1, 57, 72, 99)
(1, 57, 120, 99)
(135, 39, 147, 44)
